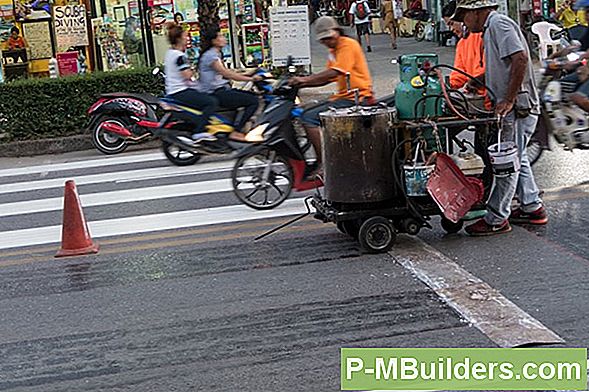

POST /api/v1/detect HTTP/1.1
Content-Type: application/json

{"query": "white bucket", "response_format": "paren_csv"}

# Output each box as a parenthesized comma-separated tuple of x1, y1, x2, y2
(404, 164, 435, 196)
(488, 141, 520, 177)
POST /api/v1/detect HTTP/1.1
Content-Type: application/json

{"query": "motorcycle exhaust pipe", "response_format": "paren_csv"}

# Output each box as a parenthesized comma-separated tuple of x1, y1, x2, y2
(101, 122, 132, 137)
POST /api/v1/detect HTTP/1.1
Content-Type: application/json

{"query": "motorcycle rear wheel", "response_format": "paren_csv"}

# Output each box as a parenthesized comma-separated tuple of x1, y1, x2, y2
(91, 115, 129, 155)
(162, 139, 202, 166)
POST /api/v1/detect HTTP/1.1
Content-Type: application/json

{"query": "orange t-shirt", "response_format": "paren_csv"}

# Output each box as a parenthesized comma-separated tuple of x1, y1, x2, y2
(7, 36, 26, 50)
(449, 32, 485, 91)
(327, 36, 373, 101)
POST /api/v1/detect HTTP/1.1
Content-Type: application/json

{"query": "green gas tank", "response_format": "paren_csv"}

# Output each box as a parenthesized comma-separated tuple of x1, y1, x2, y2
(394, 54, 443, 120)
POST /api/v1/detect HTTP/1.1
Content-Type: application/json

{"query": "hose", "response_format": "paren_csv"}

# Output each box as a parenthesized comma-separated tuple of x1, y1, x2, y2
(436, 69, 470, 121)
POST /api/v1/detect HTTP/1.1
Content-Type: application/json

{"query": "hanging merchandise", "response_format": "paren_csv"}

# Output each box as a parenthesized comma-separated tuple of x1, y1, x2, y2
(242, 23, 266, 67)
(96, 18, 129, 70)
(0, 0, 14, 45)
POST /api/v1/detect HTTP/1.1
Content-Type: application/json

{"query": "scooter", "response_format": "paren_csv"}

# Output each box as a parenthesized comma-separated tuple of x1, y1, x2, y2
(86, 68, 274, 156)
(528, 51, 589, 164)
(231, 62, 321, 210)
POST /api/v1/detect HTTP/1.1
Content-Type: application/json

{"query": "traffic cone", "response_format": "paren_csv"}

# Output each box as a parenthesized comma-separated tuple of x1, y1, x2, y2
(55, 180, 99, 258)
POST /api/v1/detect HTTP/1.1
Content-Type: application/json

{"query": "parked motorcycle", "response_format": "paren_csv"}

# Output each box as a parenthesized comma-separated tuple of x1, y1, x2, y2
(86, 68, 274, 156)
(528, 51, 589, 164)
(231, 62, 321, 210)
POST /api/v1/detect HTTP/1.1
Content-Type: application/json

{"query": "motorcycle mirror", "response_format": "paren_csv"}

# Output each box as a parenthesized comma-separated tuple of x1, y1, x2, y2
(152, 67, 160, 75)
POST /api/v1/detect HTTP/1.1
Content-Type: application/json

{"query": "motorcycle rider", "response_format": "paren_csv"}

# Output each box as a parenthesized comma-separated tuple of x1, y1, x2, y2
(164, 24, 218, 145)
(289, 16, 374, 178)
(453, 0, 547, 236)
(551, 4, 589, 113)
(198, 27, 263, 142)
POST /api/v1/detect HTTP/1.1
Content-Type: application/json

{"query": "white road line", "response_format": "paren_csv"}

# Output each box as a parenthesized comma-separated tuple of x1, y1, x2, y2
(0, 198, 309, 250)
(0, 152, 166, 178)
(0, 160, 235, 195)
(390, 236, 565, 348)
(0, 179, 232, 217)
(0, 177, 289, 217)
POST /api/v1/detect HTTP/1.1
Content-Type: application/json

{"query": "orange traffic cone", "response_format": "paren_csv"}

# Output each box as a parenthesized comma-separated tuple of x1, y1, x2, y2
(55, 180, 99, 258)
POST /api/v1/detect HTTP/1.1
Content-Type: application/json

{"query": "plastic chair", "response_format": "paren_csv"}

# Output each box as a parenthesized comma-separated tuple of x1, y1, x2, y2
(531, 21, 563, 60)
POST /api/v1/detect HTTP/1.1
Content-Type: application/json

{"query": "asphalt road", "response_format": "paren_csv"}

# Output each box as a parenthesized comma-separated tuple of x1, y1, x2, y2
(0, 35, 587, 392)
(0, 142, 587, 391)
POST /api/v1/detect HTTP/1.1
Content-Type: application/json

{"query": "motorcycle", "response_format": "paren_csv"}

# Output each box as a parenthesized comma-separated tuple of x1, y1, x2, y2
(231, 62, 321, 210)
(86, 68, 274, 156)
(528, 51, 589, 164)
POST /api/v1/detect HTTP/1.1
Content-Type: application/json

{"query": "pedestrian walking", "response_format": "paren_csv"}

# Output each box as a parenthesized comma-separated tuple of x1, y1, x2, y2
(381, 0, 402, 48)
(452, 0, 548, 236)
(349, 0, 372, 52)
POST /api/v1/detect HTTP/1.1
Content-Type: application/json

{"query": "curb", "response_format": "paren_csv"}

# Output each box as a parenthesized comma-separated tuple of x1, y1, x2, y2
(0, 134, 161, 158)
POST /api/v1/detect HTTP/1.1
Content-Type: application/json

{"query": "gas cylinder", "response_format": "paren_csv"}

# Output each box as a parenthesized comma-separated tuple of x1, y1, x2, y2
(394, 54, 443, 120)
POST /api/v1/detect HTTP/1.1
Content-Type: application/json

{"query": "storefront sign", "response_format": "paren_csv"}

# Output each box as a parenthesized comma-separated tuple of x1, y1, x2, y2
(57, 51, 78, 75)
(53, 5, 89, 51)
(270, 6, 310, 66)
(22, 20, 53, 59)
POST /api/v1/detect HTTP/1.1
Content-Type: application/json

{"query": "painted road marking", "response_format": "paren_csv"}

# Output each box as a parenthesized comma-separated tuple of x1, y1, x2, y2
(390, 236, 565, 348)
(0, 160, 234, 195)
(0, 198, 309, 250)
(0, 152, 166, 178)
(0, 177, 290, 217)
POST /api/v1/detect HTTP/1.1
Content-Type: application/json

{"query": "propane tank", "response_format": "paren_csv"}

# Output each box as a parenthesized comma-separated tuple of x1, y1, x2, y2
(49, 57, 59, 78)
(394, 54, 443, 119)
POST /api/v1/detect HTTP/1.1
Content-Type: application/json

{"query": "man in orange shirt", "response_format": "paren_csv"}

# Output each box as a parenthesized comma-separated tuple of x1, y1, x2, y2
(442, 1, 485, 91)
(290, 16, 374, 176)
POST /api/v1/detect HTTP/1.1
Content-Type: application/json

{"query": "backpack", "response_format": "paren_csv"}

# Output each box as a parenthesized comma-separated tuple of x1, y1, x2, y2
(355, 1, 369, 19)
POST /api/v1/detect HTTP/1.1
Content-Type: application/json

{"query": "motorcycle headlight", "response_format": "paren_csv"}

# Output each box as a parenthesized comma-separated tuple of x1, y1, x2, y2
(245, 123, 269, 142)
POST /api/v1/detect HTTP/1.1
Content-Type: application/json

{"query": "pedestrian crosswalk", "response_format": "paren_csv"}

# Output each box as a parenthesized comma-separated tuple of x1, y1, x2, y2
(0, 151, 309, 251)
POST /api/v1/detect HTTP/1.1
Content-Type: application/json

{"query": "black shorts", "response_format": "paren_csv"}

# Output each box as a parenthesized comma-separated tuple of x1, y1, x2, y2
(356, 22, 370, 36)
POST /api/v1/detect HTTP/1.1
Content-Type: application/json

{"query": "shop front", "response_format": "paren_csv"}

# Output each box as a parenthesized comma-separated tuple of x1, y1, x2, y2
(0, 0, 272, 81)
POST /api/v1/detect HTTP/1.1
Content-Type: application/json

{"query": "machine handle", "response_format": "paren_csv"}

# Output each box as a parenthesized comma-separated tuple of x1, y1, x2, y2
(346, 72, 351, 92)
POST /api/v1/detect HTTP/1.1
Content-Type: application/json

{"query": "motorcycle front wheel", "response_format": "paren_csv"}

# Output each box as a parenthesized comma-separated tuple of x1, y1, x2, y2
(414, 23, 426, 41)
(232, 148, 293, 210)
(91, 115, 129, 155)
(162, 139, 202, 166)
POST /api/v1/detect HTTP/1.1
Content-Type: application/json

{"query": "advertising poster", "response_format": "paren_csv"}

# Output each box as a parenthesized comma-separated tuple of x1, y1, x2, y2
(53, 5, 89, 51)
(22, 20, 53, 59)
(56, 51, 78, 75)
(0, 0, 14, 44)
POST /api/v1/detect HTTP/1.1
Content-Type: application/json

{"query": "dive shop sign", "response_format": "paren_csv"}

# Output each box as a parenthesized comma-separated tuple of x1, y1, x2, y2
(53, 5, 89, 51)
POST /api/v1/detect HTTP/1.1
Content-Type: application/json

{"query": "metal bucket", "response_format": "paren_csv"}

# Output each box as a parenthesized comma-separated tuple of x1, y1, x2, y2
(320, 106, 395, 203)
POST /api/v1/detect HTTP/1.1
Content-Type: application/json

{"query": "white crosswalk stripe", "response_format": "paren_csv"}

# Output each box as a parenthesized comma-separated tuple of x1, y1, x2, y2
(0, 152, 308, 251)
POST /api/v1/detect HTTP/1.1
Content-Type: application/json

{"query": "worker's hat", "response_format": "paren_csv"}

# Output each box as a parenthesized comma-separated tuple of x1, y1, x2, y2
(451, 0, 498, 22)
(315, 16, 341, 40)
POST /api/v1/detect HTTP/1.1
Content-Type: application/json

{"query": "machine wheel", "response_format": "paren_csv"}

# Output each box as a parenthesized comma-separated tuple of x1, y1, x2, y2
(232, 148, 293, 210)
(441, 217, 464, 234)
(527, 139, 544, 166)
(414, 23, 426, 42)
(162, 140, 202, 166)
(337, 220, 361, 239)
(91, 115, 129, 155)
(401, 218, 421, 235)
(358, 217, 396, 253)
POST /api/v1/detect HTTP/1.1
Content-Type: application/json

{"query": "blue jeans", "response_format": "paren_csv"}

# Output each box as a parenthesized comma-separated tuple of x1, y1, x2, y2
(485, 113, 543, 225)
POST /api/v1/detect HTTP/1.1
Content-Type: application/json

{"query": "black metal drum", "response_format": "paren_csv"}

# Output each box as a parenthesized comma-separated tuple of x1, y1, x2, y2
(319, 107, 395, 203)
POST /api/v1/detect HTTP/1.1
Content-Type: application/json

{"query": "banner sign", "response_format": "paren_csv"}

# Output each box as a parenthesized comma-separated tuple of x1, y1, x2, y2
(53, 5, 89, 51)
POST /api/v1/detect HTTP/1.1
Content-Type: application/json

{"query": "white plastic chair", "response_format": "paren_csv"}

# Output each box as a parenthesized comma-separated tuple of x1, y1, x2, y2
(531, 21, 563, 60)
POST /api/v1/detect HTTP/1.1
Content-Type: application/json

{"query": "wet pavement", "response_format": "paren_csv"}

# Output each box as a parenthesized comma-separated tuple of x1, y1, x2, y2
(0, 35, 587, 391)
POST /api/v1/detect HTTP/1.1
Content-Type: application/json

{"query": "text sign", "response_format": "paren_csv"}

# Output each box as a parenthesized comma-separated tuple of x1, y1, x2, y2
(270, 6, 310, 66)
(54, 5, 89, 51)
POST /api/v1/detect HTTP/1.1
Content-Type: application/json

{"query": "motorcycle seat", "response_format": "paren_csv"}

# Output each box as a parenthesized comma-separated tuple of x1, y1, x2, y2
(101, 92, 161, 105)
